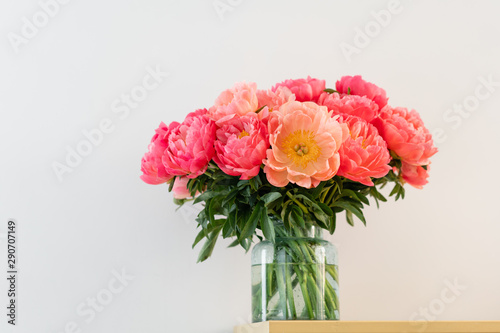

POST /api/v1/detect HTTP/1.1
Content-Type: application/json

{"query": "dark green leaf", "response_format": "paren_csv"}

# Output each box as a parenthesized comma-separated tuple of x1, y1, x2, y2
(260, 192, 282, 206)
(290, 205, 305, 229)
(317, 202, 333, 216)
(346, 210, 354, 226)
(222, 188, 239, 207)
(222, 219, 233, 238)
(355, 192, 370, 205)
(282, 202, 293, 232)
(192, 228, 206, 249)
(260, 208, 275, 243)
(323, 88, 339, 94)
(240, 238, 252, 252)
(255, 105, 266, 114)
(168, 177, 176, 192)
(311, 181, 327, 198)
(197, 225, 222, 262)
(208, 198, 216, 225)
(237, 180, 249, 188)
(331, 201, 366, 225)
(193, 190, 218, 204)
(195, 209, 208, 229)
(389, 183, 400, 197)
(239, 202, 263, 240)
(329, 213, 337, 235)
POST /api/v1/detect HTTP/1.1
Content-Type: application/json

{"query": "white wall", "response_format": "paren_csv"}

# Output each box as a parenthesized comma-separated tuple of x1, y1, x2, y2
(1, 1, 500, 332)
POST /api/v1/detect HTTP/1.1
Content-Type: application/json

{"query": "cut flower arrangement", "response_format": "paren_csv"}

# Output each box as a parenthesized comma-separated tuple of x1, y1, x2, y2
(140, 75, 437, 321)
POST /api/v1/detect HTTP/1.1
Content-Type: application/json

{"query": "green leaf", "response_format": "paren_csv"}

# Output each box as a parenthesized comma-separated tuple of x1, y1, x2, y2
(237, 180, 249, 188)
(289, 205, 305, 229)
(227, 239, 240, 248)
(317, 202, 333, 216)
(346, 210, 354, 226)
(311, 181, 327, 198)
(193, 190, 218, 204)
(331, 201, 366, 226)
(249, 175, 262, 191)
(192, 228, 206, 249)
(197, 225, 222, 262)
(308, 201, 329, 226)
(323, 88, 339, 94)
(355, 192, 370, 205)
(341, 189, 369, 205)
(239, 202, 263, 240)
(282, 202, 293, 232)
(195, 209, 208, 229)
(369, 187, 387, 208)
(260, 192, 282, 206)
(208, 198, 217, 225)
(389, 183, 400, 197)
(168, 177, 176, 192)
(222, 219, 233, 238)
(329, 213, 337, 235)
(260, 208, 275, 243)
(255, 105, 266, 114)
(222, 188, 239, 207)
(240, 238, 252, 252)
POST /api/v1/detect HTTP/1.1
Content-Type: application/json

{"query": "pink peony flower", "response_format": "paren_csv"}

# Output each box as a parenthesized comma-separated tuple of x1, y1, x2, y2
(208, 82, 259, 124)
(272, 76, 326, 102)
(172, 177, 193, 199)
(213, 114, 269, 180)
(256, 86, 295, 111)
(317, 92, 380, 122)
(336, 75, 388, 110)
(264, 101, 347, 188)
(140, 121, 178, 185)
(163, 109, 216, 178)
(337, 116, 391, 186)
(400, 162, 430, 189)
(372, 106, 437, 166)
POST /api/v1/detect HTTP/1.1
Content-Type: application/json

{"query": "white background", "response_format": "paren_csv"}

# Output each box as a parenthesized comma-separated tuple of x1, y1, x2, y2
(1, 1, 500, 332)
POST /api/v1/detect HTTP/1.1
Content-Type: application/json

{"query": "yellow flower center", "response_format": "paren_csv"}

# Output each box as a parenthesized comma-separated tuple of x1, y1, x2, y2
(238, 130, 250, 139)
(282, 130, 321, 168)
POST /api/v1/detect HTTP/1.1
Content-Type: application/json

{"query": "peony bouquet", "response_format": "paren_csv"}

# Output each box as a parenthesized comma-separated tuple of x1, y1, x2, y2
(140, 76, 437, 320)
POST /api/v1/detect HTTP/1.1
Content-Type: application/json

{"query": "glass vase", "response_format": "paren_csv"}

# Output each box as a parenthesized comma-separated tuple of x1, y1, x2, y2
(251, 220, 339, 322)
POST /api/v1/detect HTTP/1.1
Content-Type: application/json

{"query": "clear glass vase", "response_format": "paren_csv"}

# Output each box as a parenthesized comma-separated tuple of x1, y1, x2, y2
(251, 220, 339, 322)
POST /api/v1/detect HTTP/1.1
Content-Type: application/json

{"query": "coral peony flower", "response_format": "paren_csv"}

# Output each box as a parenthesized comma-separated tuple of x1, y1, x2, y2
(400, 162, 430, 189)
(140, 121, 178, 185)
(318, 92, 380, 122)
(208, 82, 259, 124)
(272, 76, 326, 102)
(172, 177, 193, 199)
(336, 75, 388, 109)
(213, 114, 268, 180)
(163, 109, 216, 178)
(372, 106, 437, 166)
(256, 86, 295, 111)
(337, 116, 391, 186)
(264, 101, 347, 188)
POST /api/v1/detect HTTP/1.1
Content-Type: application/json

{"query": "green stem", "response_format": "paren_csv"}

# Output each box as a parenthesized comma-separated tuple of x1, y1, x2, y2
(320, 188, 329, 203)
(294, 265, 314, 319)
(275, 263, 288, 319)
(325, 187, 336, 206)
(286, 192, 308, 215)
(284, 265, 297, 319)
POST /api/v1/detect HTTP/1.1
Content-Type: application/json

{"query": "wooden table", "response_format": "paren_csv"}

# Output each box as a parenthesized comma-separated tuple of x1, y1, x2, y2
(234, 321, 500, 333)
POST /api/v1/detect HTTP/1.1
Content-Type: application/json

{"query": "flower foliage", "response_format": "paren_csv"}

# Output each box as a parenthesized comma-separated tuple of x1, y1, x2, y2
(140, 76, 437, 262)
